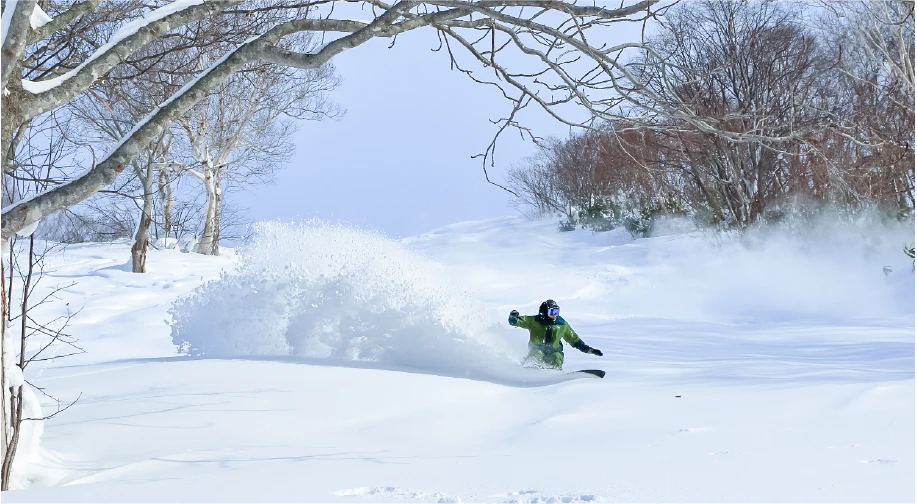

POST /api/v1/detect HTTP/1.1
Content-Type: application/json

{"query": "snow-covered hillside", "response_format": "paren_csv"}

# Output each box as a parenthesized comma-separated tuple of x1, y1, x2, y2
(4, 216, 914, 503)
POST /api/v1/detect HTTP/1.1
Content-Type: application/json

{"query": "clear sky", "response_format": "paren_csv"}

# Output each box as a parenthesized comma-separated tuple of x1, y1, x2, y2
(234, 29, 578, 239)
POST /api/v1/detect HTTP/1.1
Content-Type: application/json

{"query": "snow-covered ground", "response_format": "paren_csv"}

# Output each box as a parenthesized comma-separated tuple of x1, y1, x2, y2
(4, 216, 914, 503)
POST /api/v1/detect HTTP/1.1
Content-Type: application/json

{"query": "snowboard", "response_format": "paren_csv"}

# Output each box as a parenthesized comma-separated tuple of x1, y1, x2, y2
(571, 369, 605, 378)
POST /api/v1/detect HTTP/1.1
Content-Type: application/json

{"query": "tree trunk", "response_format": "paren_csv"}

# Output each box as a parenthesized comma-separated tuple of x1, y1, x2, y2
(1, 239, 7, 487)
(131, 163, 155, 273)
(0, 384, 22, 491)
(130, 214, 152, 273)
(158, 166, 174, 241)
(196, 164, 217, 255)
(0, 178, 25, 491)
(211, 169, 222, 257)
(6, 241, 12, 323)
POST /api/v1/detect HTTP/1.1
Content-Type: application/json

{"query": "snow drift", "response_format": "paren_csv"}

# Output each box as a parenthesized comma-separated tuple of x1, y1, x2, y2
(2, 337, 43, 490)
(605, 214, 916, 324)
(169, 221, 522, 379)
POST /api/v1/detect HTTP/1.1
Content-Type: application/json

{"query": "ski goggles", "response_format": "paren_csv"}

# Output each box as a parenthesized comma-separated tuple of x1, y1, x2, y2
(546, 306, 560, 316)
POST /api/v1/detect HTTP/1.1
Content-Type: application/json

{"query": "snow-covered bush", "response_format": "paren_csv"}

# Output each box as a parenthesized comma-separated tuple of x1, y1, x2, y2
(170, 221, 517, 376)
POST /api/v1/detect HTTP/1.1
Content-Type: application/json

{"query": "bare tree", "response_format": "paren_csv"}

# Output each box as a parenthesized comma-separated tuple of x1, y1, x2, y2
(65, 66, 182, 269)
(1, 232, 83, 489)
(1, 142, 83, 489)
(632, 1, 834, 226)
(173, 55, 340, 256)
(508, 1, 914, 233)
(506, 145, 567, 219)
(833, 1, 914, 107)
(507, 124, 684, 231)
(817, 1, 915, 211)
(58, 3, 339, 268)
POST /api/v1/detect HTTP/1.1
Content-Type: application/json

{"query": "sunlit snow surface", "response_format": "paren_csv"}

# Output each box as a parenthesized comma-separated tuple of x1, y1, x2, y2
(5, 216, 914, 502)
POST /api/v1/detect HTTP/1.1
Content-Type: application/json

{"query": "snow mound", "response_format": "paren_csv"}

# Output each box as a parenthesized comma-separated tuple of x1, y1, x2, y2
(169, 221, 520, 378)
(2, 337, 44, 490)
(634, 214, 917, 323)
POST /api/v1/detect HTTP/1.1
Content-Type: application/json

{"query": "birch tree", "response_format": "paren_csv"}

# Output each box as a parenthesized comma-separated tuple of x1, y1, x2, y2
(820, 0, 915, 211)
(855, 0, 915, 210)
(831, 1, 914, 109)
(67, 81, 178, 271)
(173, 56, 340, 256)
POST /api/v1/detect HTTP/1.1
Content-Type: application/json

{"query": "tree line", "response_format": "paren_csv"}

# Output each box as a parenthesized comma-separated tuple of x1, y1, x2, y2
(507, 1, 915, 234)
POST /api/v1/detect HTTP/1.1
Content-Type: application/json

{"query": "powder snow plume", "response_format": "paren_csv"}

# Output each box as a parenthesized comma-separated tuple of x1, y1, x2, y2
(169, 221, 524, 380)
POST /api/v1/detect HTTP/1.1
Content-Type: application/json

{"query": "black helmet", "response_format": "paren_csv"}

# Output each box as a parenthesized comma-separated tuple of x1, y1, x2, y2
(538, 299, 559, 316)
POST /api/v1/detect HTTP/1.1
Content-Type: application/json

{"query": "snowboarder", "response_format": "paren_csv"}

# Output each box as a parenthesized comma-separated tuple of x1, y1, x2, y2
(508, 299, 603, 370)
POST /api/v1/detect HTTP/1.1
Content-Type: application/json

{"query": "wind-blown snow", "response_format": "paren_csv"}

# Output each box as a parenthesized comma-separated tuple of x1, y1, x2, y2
(170, 221, 524, 380)
(562, 215, 915, 324)
(405, 213, 915, 324)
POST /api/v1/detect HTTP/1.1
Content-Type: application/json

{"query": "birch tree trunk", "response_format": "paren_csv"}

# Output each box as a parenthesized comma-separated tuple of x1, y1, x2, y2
(195, 162, 217, 255)
(211, 169, 222, 257)
(130, 162, 156, 273)
(158, 167, 174, 241)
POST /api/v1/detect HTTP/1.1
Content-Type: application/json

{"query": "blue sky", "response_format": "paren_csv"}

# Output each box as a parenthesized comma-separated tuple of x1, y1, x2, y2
(234, 29, 577, 239)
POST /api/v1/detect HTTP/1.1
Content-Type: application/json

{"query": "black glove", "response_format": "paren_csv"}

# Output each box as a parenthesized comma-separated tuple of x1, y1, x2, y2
(510, 310, 519, 318)
(588, 348, 603, 357)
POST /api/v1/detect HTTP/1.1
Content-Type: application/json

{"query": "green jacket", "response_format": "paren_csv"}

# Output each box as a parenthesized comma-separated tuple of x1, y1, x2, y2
(508, 313, 592, 355)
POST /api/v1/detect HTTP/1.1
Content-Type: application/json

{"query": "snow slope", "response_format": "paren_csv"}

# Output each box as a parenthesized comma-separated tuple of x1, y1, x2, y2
(4, 216, 914, 502)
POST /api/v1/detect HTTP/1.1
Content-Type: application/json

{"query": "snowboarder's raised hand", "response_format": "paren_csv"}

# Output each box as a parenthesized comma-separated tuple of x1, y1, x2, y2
(588, 348, 603, 357)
